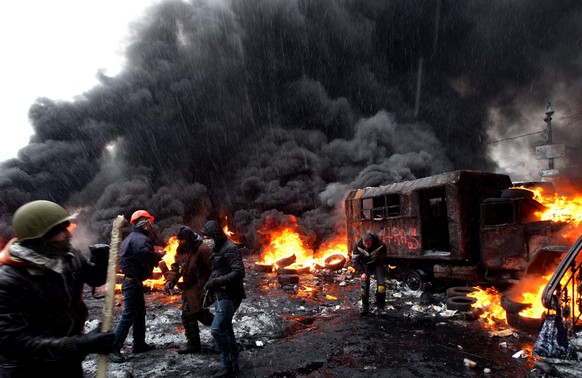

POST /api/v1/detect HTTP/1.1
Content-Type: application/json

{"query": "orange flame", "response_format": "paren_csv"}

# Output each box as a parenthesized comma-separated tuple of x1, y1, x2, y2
(473, 184, 582, 326)
(257, 225, 348, 270)
(526, 186, 582, 227)
(468, 287, 506, 325)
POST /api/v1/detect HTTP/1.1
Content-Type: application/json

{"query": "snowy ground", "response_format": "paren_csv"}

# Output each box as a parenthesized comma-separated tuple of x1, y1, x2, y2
(80, 256, 544, 377)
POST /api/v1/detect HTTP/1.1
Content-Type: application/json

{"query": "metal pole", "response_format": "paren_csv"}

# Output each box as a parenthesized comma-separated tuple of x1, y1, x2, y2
(544, 102, 554, 170)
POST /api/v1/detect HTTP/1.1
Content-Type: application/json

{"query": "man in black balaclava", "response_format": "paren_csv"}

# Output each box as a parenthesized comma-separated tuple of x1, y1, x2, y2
(202, 220, 246, 377)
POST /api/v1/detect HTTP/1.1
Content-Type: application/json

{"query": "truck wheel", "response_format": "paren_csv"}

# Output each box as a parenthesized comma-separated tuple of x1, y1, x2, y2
(446, 296, 477, 311)
(446, 286, 477, 298)
(403, 269, 427, 291)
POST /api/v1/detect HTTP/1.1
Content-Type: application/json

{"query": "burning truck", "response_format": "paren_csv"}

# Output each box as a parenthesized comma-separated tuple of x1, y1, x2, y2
(344, 170, 570, 292)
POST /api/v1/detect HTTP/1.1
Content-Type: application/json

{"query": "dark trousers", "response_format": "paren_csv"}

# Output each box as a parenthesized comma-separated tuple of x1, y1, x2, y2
(182, 297, 214, 347)
(113, 277, 147, 351)
(361, 264, 387, 309)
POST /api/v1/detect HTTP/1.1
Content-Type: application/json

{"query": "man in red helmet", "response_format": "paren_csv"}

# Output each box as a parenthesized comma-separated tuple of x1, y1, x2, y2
(110, 210, 165, 363)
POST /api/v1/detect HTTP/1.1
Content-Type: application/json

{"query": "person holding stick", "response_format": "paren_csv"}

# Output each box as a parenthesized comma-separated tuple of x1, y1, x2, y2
(0, 200, 114, 377)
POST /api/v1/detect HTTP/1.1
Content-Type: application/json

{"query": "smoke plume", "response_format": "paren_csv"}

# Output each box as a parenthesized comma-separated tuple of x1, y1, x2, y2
(1, 0, 581, 250)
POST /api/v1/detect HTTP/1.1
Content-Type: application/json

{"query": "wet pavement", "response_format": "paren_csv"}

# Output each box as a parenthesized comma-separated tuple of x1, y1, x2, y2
(82, 256, 541, 377)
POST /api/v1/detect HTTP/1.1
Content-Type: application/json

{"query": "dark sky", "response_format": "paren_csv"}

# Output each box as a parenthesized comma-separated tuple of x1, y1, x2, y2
(1, 0, 580, 250)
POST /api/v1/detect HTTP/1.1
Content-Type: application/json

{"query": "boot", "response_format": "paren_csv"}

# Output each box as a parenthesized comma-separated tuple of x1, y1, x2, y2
(109, 351, 126, 363)
(177, 342, 202, 354)
(360, 294, 369, 315)
(376, 291, 386, 310)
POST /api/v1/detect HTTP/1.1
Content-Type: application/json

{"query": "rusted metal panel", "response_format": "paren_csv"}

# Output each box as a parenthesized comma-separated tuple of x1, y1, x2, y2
(433, 264, 479, 282)
(481, 224, 528, 270)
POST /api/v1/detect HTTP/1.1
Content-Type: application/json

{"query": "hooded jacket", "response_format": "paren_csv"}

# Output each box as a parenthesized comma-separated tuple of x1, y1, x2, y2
(0, 238, 107, 376)
(166, 227, 213, 312)
(202, 221, 246, 301)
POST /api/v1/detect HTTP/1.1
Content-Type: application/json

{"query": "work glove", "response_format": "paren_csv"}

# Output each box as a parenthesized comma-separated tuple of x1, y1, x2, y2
(89, 244, 110, 269)
(164, 281, 175, 291)
(203, 278, 218, 292)
(76, 328, 115, 355)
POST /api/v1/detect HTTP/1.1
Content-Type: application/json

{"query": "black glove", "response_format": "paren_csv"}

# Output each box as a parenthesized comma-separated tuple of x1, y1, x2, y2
(89, 244, 110, 269)
(77, 328, 115, 355)
(164, 281, 175, 291)
(203, 278, 217, 292)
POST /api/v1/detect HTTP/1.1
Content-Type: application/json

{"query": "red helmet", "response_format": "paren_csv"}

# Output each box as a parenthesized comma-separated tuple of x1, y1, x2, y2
(130, 210, 154, 225)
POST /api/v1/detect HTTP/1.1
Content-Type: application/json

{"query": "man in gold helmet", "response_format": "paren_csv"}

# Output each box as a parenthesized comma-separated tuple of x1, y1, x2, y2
(0, 200, 114, 377)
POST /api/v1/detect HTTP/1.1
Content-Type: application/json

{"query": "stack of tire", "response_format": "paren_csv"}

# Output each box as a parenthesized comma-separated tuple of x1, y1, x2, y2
(501, 294, 541, 333)
(445, 286, 478, 312)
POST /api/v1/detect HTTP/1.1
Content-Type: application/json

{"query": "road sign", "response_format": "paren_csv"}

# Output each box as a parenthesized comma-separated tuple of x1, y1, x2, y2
(535, 144, 565, 159)
(539, 169, 560, 177)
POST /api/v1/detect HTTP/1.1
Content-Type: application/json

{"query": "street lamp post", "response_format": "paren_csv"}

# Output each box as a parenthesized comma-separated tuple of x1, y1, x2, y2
(544, 102, 555, 170)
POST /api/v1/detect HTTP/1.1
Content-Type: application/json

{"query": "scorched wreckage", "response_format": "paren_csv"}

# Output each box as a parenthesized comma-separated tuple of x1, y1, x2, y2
(345, 170, 569, 291)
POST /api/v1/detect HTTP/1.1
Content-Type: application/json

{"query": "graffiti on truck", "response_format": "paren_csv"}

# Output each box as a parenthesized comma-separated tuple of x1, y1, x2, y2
(380, 226, 420, 250)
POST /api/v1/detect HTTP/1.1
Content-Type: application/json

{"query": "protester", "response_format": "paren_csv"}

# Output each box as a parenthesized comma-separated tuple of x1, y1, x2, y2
(0, 200, 114, 377)
(110, 210, 165, 363)
(351, 231, 388, 315)
(202, 220, 246, 378)
(164, 226, 214, 354)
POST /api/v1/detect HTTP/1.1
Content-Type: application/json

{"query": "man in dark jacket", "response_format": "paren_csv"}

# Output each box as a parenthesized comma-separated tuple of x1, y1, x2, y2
(202, 220, 245, 378)
(0, 200, 114, 377)
(110, 210, 165, 363)
(351, 231, 388, 315)
(164, 226, 214, 354)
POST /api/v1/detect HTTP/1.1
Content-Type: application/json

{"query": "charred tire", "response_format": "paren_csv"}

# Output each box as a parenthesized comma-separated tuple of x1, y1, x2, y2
(403, 269, 427, 292)
(446, 296, 477, 312)
(446, 286, 477, 298)
(277, 265, 310, 275)
(501, 188, 534, 199)
(500, 294, 532, 314)
(506, 311, 542, 334)
(254, 262, 274, 273)
(324, 254, 346, 270)
(277, 274, 300, 285)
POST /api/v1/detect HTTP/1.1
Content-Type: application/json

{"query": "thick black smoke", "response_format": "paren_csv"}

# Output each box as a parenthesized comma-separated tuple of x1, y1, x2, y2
(1, 0, 580, 250)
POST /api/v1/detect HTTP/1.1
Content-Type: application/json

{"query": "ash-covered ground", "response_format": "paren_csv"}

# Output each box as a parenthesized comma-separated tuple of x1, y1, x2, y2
(82, 254, 542, 378)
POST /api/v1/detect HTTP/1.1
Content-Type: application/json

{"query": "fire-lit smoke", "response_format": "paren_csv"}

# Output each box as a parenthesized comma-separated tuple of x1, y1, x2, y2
(0, 0, 581, 252)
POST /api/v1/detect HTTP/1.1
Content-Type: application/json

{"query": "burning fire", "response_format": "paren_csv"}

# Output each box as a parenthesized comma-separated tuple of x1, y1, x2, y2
(468, 287, 506, 325)
(526, 186, 582, 227)
(470, 185, 582, 327)
(257, 226, 348, 271)
(469, 275, 552, 326)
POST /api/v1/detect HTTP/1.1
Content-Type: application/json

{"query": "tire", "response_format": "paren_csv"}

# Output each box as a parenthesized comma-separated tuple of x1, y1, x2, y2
(500, 293, 531, 314)
(446, 296, 477, 312)
(501, 188, 534, 199)
(324, 254, 347, 270)
(277, 265, 310, 275)
(446, 286, 477, 298)
(506, 311, 542, 334)
(254, 262, 274, 273)
(403, 269, 427, 291)
(277, 274, 300, 285)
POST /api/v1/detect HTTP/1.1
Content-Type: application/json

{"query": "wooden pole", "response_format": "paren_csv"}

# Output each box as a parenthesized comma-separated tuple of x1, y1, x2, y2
(96, 215, 124, 378)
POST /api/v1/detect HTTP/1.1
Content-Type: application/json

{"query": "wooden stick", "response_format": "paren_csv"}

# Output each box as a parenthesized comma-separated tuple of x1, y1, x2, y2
(97, 215, 124, 378)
